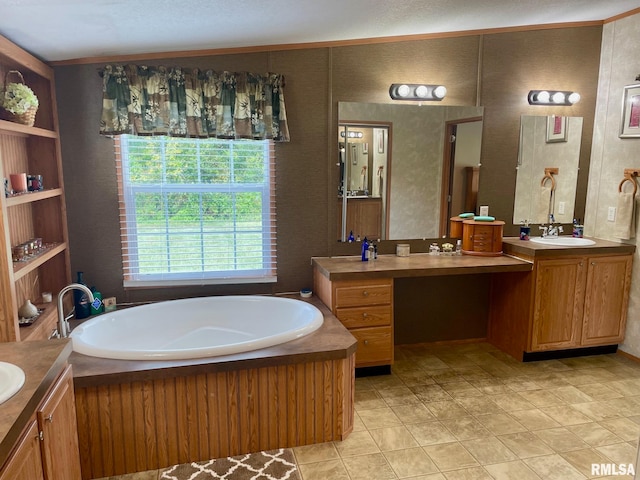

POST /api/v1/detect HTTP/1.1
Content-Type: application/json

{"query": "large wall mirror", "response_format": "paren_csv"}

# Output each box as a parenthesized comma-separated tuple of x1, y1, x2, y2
(338, 102, 484, 241)
(513, 115, 583, 225)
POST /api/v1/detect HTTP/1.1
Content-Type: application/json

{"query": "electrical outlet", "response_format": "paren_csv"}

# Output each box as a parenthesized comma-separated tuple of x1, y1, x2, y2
(608, 206, 616, 222)
(558, 201, 565, 215)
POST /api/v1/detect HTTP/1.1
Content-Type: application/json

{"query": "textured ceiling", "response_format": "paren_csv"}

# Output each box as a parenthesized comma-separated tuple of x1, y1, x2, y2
(0, 0, 639, 62)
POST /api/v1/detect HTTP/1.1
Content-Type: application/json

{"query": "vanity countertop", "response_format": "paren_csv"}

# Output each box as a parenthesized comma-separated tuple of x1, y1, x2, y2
(0, 339, 72, 469)
(502, 237, 636, 259)
(312, 253, 533, 281)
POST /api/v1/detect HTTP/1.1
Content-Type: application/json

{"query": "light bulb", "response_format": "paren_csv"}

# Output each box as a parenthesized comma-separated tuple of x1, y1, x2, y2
(552, 92, 566, 104)
(397, 84, 411, 97)
(433, 86, 447, 99)
(537, 91, 550, 103)
(415, 85, 429, 98)
(568, 92, 581, 104)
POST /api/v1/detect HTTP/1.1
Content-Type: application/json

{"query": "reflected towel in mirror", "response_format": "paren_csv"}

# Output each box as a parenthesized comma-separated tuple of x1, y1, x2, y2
(536, 185, 552, 224)
(614, 191, 636, 239)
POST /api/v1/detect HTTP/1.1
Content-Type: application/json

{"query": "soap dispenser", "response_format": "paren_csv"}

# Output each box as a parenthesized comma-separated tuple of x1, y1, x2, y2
(361, 237, 369, 261)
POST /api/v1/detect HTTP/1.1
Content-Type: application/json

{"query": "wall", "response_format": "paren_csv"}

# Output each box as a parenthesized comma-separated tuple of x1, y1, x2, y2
(585, 12, 640, 356)
(54, 26, 602, 306)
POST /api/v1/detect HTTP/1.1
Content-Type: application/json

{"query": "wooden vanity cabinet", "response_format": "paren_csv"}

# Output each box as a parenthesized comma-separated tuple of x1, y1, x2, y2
(314, 273, 393, 367)
(489, 253, 633, 359)
(0, 365, 81, 480)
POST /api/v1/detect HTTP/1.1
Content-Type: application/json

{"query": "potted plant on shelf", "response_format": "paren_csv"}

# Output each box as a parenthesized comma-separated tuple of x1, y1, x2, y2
(0, 70, 39, 126)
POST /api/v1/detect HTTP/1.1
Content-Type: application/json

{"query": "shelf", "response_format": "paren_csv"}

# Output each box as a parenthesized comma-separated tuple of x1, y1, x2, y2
(5, 188, 63, 206)
(13, 242, 67, 281)
(0, 119, 58, 139)
(19, 301, 58, 341)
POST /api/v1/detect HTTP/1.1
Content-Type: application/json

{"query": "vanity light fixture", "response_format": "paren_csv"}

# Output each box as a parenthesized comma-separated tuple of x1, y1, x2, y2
(528, 90, 581, 106)
(389, 84, 447, 101)
(340, 130, 364, 138)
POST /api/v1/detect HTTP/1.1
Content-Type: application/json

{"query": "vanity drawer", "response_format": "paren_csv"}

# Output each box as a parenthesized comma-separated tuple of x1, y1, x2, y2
(350, 326, 393, 366)
(334, 282, 392, 308)
(335, 305, 392, 328)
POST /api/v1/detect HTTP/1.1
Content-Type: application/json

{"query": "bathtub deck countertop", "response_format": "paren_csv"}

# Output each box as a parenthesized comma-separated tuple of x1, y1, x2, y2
(0, 339, 72, 469)
(69, 295, 357, 389)
(312, 252, 533, 281)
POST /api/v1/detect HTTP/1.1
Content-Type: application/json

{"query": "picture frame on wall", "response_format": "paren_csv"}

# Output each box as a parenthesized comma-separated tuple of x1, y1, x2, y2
(546, 115, 567, 143)
(620, 84, 640, 138)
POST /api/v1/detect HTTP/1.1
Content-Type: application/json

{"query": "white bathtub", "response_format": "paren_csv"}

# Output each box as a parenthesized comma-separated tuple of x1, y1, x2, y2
(70, 295, 324, 360)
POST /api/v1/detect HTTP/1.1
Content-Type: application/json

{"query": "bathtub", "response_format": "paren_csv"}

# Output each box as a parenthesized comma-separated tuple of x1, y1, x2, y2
(69, 295, 324, 360)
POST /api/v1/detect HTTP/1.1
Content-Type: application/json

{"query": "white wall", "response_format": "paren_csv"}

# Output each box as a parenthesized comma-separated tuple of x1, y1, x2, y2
(585, 12, 640, 356)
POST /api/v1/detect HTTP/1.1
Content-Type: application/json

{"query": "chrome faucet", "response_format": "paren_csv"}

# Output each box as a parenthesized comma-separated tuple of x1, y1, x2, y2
(539, 214, 563, 238)
(55, 283, 95, 338)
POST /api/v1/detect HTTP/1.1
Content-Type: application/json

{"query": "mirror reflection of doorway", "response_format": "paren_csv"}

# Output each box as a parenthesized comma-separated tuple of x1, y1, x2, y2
(440, 118, 483, 236)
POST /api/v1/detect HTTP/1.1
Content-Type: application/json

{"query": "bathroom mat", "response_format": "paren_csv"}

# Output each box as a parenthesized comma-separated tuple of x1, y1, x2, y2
(160, 448, 300, 480)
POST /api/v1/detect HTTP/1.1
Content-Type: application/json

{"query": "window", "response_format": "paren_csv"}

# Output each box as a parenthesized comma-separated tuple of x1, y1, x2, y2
(115, 135, 276, 287)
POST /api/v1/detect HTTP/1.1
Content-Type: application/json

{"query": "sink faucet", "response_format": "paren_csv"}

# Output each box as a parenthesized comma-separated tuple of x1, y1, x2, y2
(55, 283, 95, 338)
(539, 214, 564, 238)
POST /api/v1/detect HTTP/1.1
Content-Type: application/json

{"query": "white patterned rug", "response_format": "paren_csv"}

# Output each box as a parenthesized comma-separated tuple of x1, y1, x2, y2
(160, 449, 300, 480)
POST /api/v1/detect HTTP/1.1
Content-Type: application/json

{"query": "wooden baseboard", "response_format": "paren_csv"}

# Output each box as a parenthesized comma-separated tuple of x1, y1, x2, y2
(616, 349, 640, 363)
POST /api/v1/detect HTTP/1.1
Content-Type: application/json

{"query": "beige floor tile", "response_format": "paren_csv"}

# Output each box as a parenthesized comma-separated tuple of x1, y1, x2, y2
(503, 379, 541, 392)
(355, 376, 375, 392)
(550, 385, 594, 404)
(423, 442, 479, 471)
(437, 354, 479, 368)
(561, 448, 616, 478)
(595, 442, 638, 465)
(442, 466, 492, 480)
(489, 393, 536, 412)
(606, 379, 640, 397)
(342, 453, 396, 480)
(426, 400, 470, 419)
(355, 389, 386, 411)
(567, 423, 622, 447)
(475, 413, 527, 435)
(455, 396, 504, 415)
(571, 401, 623, 421)
(416, 355, 451, 370)
(440, 416, 492, 441)
(370, 425, 419, 451)
(440, 380, 482, 397)
(119, 471, 158, 480)
(378, 386, 420, 406)
(599, 417, 640, 441)
(576, 383, 623, 401)
(408, 475, 446, 480)
(462, 437, 518, 465)
(527, 373, 571, 389)
(358, 406, 402, 429)
(602, 397, 640, 416)
(333, 430, 380, 457)
(507, 409, 561, 431)
(406, 421, 457, 446)
(523, 454, 587, 480)
(410, 384, 454, 402)
(368, 374, 406, 390)
(469, 379, 512, 395)
(298, 459, 349, 480)
(430, 369, 467, 384)
(483, 460, 541, 480)
(392, 403, 436, 424)
(352, 412, 366, 432)
(496, 432, 555, 459)
(396, 369, 436, 387)
(384, 447, 439, 478)
(293, 442, 340, 464)
(517, 389, 565, 408)
(539, 405, 592, 426)
(533, 427, 590, 452)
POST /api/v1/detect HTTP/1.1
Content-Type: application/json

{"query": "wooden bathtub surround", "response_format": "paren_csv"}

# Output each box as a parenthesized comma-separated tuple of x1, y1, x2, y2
(70, 296, 357, 479)
(0, 340, 81, 480)
(489, 237, 635, 360)
(313, 253, 533, 368)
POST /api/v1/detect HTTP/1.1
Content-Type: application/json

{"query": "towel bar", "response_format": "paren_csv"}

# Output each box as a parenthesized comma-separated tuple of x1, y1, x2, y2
(619, 169, 640, 196)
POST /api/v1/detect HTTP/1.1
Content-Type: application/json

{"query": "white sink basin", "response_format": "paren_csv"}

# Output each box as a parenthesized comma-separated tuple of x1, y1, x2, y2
(529, 236, 596, 246)
(0, 362, 25, 404)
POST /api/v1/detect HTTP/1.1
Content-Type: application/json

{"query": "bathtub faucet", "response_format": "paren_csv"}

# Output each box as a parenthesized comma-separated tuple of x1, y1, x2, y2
(55, 283, 95, 338)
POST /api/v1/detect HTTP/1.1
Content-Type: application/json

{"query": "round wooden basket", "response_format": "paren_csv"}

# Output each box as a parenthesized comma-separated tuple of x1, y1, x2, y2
(0, 70, 38, 126)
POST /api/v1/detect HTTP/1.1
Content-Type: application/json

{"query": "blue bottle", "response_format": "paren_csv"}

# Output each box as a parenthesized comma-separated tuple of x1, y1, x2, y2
(73, 271, 91, 319)
(361, 237, 369, 261)
(348, 230, 355, 243)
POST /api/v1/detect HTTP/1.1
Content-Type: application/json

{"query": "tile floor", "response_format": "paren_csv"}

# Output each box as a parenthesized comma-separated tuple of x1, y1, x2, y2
(98, 342, 640, 480)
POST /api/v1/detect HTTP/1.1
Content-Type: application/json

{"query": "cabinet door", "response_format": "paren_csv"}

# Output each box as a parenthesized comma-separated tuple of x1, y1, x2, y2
(530, 258, 585, 351)
(582, 255, 633, 346)
(0, 419, 45, 480)
(350, 326, 393, 367)
(38, 365, 82, 480)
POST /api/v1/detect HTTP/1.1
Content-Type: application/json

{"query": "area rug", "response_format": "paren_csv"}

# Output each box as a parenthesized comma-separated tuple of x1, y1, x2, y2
(160, 448, 301, 480)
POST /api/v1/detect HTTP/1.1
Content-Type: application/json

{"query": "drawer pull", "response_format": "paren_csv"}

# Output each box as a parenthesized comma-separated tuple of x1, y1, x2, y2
(45, 414, 53, 423)
(362, 291, 369, 297)
(363, 340, 369, 345)
(363, 313, 368, 318)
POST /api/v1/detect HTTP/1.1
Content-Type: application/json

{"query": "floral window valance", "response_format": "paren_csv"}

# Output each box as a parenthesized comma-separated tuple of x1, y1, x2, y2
(99, 65, 290, 142)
